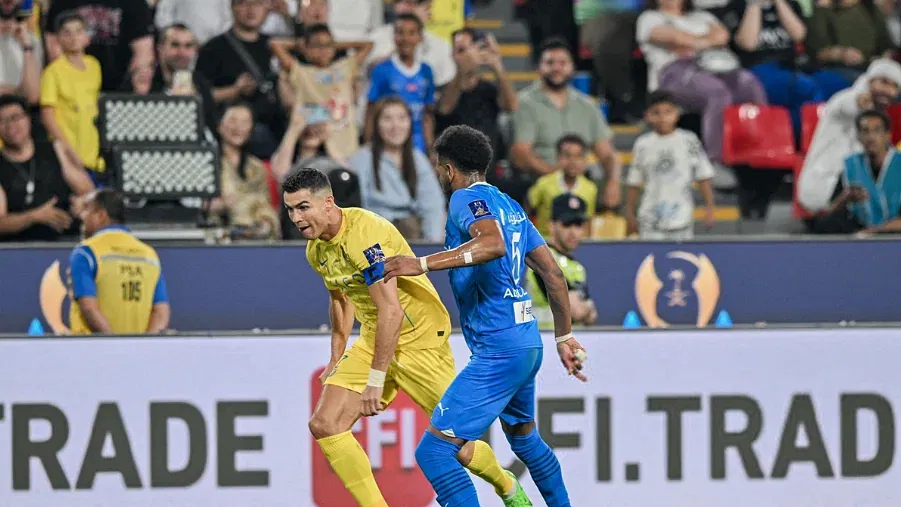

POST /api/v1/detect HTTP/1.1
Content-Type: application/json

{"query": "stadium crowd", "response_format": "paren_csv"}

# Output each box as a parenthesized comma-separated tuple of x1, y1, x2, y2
(2, 0, 901, 247)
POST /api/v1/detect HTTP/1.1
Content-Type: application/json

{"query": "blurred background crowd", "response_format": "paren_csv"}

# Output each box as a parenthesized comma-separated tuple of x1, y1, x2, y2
(4, 0, 901, 248)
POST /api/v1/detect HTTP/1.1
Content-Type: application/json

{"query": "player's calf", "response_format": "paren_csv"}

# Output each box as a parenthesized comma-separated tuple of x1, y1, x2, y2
(415, 427, 480, 506)
(502, 421, 572, 507)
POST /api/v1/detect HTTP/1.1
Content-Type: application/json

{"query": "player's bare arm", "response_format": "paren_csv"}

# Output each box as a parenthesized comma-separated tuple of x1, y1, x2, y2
(319, 289, 355, 384)
(147, 303, 171, 334)
(383, 219, 506, 279)
(75, 297, 115, 334)
(361, 277, 404, 417)
(526, 245, 588, 382)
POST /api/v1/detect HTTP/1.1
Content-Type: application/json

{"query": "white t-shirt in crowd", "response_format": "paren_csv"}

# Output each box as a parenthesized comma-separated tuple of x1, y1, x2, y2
(0, 31, 42, 91)
(261, 0, 298, 37)
(365, 24, 456, 86)
(328, 0, 385, 41)
(154, 0, 232, 45)
(636, 9, 720, 91)
(627, 128, 715, 232)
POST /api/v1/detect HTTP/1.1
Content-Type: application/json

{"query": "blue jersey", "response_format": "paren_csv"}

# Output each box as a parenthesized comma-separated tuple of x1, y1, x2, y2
(367, 56, 436, 153)
(445, 183, 546, 354)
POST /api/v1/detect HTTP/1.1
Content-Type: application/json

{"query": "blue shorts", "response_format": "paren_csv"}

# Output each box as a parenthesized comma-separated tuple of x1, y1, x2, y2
(431, 347, 543, 441)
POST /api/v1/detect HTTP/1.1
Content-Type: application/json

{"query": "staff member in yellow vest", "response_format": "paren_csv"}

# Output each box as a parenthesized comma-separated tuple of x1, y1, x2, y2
(68, 189, 170, 334)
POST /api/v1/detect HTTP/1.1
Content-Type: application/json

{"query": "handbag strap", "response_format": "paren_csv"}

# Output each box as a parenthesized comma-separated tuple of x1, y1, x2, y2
(224, 31, 268, 84)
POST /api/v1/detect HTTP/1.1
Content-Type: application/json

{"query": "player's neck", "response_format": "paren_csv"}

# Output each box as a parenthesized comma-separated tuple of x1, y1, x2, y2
(459, 174, 485, 189)
(319, 206, 344, 242)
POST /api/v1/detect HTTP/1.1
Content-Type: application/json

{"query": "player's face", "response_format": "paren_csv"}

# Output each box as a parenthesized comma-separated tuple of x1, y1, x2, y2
(284, 188, 333, 239)
(869, 77, 900, 109)
(557, 142, 586, 179)
(553, 220, 585, 252)
(377, 103, 412, 148)
(79, 193, 104, 238)
(394, 20, 422, 57)
(437, 161, 454, 198)
(218, 105, 254, 148)
(645, 101, 679, 135)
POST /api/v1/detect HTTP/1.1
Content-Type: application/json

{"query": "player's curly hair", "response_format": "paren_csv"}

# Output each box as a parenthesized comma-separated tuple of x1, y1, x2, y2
(282, 167, 332, 194)
(433, 125, 494, 176)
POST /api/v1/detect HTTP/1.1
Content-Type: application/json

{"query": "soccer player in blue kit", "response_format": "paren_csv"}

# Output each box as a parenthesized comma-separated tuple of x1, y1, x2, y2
(384, 125, 587, 507)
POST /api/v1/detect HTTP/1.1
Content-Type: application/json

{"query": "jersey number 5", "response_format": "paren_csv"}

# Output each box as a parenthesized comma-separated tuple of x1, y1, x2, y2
(511, 231, 522, 285)
(121, 281, 142, 302)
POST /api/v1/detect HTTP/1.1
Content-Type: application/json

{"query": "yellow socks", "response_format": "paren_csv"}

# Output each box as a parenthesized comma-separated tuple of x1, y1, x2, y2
(317, 431, 387, 507)
(465, 439, 514, 497)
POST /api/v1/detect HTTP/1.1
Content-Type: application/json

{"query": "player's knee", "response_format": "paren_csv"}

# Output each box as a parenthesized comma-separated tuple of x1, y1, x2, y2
(501, 420, 535, 437)
(308, 414, 340, 440)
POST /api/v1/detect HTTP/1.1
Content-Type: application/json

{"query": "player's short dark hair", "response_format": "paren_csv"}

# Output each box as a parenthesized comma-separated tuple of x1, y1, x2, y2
(856, 109, 891, 132)
(646, 90, 678, 109)
(303, 23, 332, 43)
(434, 125, 494, 176)
(538, 36, 572, 60)
(556, 134, 586, 155)
(0, 93, 27, 113)
(92, 189, 126, 224)
(282, 166, 333, 194)
(395, 13, 424, 32)
(54, 10, 86, 32)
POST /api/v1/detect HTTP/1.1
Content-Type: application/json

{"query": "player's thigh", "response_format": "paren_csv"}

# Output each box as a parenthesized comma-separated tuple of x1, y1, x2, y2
(499, 347, 544, 428)
(322, 344, 400, 408)
(431, 351, 536, 441)
(392, 340, 456, 414)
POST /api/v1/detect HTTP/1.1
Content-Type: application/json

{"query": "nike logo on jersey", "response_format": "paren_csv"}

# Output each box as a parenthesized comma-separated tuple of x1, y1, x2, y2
(319, 260, 327, 266)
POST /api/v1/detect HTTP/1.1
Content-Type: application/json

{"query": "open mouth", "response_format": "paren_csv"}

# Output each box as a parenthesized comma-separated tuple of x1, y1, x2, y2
(297, 224, 311, 233)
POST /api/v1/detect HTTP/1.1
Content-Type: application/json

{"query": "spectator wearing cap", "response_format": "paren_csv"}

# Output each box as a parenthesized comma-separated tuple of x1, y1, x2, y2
(0, 0, 42, 105)
(511, 37, 621, 208)
(154, 0, 232, 45)
(799, 59, 901, 213)
(45, 0, 155, 92)
(526, 134, 598, 238)
(366, 0, 455, 87)
(527, 193, 597, 331)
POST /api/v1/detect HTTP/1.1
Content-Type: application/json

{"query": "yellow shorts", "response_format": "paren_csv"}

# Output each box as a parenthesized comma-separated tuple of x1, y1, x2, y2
(324, 340, 456, 414)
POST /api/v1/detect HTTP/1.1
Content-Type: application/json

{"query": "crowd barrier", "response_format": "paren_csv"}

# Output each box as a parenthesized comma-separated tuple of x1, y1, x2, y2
(0, 327, 897, 506)
(1, 238, 900, 334)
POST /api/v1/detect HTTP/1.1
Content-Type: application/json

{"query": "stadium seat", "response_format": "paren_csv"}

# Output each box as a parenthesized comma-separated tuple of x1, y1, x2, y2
(887, 103, 901, 145)
(792, 158, 813, 219)
(800, 103, 824, 155)
(262, 160, 281, 210)
(723, 104, 800, 169)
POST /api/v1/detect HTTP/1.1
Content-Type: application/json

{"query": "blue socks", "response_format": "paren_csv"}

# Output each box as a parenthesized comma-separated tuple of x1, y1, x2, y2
(506, 428, 571, 507)
(415, 432, 479, 506)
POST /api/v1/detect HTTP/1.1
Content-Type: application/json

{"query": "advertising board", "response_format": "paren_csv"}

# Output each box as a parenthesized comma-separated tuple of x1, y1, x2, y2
(0, 328, 897, 506)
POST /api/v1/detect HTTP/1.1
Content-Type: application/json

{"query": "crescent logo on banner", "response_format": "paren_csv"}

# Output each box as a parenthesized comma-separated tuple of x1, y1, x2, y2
(39, 260, 70, 334)
(633, 251, 722, 328)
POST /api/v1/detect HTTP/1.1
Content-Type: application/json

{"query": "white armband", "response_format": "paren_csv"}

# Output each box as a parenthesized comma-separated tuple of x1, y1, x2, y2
(419, 256, 430, 273)
(367, 369, 387, 388)
(555, 332, 574, 344)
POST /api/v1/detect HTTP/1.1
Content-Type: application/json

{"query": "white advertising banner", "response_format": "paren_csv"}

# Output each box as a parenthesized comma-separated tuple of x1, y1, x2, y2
(0, 328, 898, 506)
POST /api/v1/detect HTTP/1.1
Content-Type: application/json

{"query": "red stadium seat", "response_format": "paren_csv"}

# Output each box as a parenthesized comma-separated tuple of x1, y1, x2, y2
(800, 103, 825, 155)
(887, 103, 901, 145)
(262, 160, 281, 210)
(792, 158, 813, 219)
(723, 104, 800, 169)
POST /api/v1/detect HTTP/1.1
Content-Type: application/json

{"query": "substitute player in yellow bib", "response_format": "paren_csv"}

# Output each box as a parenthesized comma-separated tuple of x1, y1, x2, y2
(283, 167, 531, 507)
(67, 189, 170, 334)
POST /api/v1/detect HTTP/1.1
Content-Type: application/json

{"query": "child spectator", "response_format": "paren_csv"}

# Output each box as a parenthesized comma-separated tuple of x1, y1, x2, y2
(348, 97, 445, 241)
(626, 91, 716, 239)
(272, 23, 371, 164)
(525, 134, 599, 238)
(366, 13, 436, 156)
(40, 11, 102, 173)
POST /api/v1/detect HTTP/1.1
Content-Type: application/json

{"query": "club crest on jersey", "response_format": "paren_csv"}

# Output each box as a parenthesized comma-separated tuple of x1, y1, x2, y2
(363, 244, 386, 265)
(468, 199, 491, 218)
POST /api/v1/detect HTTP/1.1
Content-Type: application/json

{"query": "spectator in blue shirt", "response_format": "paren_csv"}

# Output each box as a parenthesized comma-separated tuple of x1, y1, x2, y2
(366, 13, 436, 155)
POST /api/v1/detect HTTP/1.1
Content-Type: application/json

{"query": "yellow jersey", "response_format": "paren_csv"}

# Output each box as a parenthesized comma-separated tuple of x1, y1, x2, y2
(527, 172, 598, 237)
(40, 55, 103, 171)
(306, 208, 450, 353)
(67, 226, 167, 334)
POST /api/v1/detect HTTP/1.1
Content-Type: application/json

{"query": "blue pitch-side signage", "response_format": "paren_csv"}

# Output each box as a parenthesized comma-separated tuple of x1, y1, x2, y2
(1, 239, 899, 333)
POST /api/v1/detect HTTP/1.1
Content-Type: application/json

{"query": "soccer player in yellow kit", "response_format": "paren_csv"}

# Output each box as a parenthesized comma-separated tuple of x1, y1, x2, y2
(282, 167, 532, 507)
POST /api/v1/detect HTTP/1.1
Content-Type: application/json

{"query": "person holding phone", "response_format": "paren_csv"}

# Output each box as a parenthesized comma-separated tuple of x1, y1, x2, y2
(814, 109, 901, 234)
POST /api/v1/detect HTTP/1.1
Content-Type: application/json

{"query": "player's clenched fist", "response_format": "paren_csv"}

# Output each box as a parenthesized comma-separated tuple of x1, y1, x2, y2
(557, 337, 588, 382)
(360, 385, 385, 416)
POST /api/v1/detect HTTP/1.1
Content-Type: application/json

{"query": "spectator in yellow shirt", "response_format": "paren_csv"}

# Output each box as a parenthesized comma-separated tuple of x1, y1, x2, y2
(525, 133, 598, 237)
(39, 11, 102, 172)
